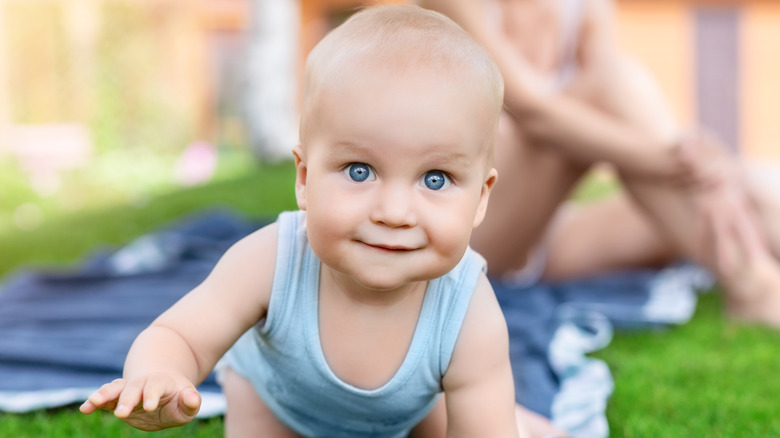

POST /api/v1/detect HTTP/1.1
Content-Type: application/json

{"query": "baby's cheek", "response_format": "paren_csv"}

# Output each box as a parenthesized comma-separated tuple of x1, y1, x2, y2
(432, 225, 471, 259)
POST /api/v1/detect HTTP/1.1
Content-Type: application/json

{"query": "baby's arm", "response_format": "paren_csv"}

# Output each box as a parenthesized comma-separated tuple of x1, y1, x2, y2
(80, 222, 279, 430)
(441, 274, 524, 438)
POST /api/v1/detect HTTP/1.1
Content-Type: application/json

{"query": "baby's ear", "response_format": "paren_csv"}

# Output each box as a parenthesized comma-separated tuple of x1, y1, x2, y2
(293, 145, 308, 211)
(473, 168, 498, 228)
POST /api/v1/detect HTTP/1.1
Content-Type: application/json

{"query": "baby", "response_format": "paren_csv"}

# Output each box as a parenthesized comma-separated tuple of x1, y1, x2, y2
(80, 5, 527, 437)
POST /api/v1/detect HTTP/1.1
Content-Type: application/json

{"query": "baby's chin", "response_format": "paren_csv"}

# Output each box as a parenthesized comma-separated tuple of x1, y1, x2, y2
(355, 265, 455, 293)
(351, 272, 429, 293)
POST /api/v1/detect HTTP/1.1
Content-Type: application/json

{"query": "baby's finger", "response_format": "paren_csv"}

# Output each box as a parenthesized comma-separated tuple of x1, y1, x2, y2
(113, 378, 146, 418)
(140, 377, 170, 412)
(178, 388, 202, 417)
(79, 399, 102, 415)
(83, 379, 127, 412)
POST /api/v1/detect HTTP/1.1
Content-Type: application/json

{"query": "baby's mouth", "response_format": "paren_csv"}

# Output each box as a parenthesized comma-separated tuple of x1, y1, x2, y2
(360, 241, 418, 252)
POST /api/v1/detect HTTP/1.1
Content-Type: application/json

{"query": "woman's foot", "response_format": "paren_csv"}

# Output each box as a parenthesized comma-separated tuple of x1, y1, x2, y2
(724, 255, 780, 328)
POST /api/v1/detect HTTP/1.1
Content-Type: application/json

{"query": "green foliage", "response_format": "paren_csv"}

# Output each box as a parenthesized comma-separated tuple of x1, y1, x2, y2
(5, 2, 71, 123)
(90, 1, 192, 155)
(571, 169, 622, 202)
(4, 0, 196, 155)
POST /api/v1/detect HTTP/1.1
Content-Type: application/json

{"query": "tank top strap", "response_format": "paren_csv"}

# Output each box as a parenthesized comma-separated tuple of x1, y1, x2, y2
(435, 247, 488, 376)
(259, 210, 308, 337)
(555, 0, 586, 87)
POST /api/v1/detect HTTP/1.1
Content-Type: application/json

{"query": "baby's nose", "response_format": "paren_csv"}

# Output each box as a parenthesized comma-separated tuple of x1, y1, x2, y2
(370, 184, 417, 228)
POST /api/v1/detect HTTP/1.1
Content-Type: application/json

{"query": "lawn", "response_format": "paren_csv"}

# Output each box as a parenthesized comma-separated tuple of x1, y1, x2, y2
(1, 157, 779, 437)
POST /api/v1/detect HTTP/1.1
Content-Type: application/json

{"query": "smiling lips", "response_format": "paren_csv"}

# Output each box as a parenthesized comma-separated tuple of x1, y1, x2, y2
(359, 241, 419, 252)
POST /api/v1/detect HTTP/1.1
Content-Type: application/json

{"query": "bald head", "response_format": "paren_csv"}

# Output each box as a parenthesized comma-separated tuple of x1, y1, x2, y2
(299, 5, 504, 144)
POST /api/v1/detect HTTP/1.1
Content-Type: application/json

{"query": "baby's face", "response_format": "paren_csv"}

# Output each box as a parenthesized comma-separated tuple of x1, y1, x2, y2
(295, 61, 497, 292)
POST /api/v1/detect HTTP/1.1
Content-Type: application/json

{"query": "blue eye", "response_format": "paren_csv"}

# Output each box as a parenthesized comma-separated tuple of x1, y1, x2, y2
(422, 170, 450, 190)
(345, 163, 374, 182)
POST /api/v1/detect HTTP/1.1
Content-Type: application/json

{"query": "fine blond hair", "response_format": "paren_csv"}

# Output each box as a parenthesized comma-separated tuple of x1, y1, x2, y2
(299, 4, 504, 144)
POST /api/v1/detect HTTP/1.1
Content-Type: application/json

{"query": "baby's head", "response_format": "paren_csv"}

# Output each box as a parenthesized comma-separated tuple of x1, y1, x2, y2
(294, 5, 504, 290)
(299, 4, 504, 160)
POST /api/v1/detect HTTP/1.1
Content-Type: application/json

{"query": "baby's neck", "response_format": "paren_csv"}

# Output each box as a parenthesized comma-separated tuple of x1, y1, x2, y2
(317, 265, 429, 390)
(318, 264, 429, 308)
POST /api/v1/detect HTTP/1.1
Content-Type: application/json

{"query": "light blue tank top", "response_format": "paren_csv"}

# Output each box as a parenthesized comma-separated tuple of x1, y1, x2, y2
(223, 210, 487, 437)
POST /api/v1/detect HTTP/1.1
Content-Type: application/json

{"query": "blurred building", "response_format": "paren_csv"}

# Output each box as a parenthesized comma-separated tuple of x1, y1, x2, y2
(616, 0, 779, 160)
(0, 0, 777, 166)
(0, 0, 233, 177)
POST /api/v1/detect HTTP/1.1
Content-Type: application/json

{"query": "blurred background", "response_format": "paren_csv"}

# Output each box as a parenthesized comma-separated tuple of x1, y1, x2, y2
(0, 0, 778, 237)
(0, 2, 778, 435)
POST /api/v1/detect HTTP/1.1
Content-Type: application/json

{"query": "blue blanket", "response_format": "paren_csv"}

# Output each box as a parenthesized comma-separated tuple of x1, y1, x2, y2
(0, 210, 713, 436)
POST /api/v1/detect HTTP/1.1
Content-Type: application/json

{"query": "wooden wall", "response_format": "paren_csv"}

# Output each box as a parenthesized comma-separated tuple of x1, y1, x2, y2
(742, 1, 780, 160)
(617, 0, 778, 159)
(1, 0, 776, 160)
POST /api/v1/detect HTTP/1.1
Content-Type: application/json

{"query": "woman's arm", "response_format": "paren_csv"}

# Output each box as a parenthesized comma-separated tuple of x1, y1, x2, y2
(420, 0, 693, 181)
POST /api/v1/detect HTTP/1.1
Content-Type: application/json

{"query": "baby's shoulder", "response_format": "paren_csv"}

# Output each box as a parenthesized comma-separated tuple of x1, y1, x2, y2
(228, 221, 280, 261)
(459, 273, 507, 347)
(210, 220, 280, 297)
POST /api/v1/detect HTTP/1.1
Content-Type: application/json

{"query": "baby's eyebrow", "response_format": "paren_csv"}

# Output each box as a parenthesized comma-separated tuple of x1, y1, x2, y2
(328, 142, 474, 170)
(331, 141, 367, 154)
(425, 151, 471, 169)
(325, 142, 365, 159)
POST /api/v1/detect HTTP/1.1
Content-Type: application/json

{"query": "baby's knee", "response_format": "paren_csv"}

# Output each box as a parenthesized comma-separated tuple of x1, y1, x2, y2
(220, 367, 301, 438)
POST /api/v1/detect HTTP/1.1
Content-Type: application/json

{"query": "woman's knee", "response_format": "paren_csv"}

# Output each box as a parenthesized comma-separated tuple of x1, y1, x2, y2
(569, 56, 677, 138)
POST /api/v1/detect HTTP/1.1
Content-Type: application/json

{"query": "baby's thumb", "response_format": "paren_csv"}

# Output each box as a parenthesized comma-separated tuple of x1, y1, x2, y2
(178, 388, 201, 417)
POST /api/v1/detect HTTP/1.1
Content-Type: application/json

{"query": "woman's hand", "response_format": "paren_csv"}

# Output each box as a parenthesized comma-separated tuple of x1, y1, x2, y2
(667, 130, 737, 191)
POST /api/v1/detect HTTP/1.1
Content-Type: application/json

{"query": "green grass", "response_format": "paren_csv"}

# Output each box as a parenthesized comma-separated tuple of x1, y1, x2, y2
(596, 293, 780, 437)
(0, 157, 298, 276)
(2, 162, 779, 436)
(0, 408, 223, 438)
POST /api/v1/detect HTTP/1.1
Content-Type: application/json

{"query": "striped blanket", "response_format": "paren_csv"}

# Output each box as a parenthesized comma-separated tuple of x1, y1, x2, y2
(0, 210, 713, 437)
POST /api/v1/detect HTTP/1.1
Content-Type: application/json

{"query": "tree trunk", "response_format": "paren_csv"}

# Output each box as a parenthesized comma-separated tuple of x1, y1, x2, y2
(243, 0, 300, 161)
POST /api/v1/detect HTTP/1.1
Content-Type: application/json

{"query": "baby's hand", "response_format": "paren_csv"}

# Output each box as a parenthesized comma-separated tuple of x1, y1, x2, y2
(79, 373, 201, 431)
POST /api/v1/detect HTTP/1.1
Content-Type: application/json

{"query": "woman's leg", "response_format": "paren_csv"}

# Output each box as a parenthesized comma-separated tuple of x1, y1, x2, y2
(543, 194, 679, 281)
(712, 161, 780, 325)
(579, 54, 780, 325)
(221, 367, 301, 438)
(471, 112, 590, 276)
(743, 160, 780, 258)
(474, 67, 688, 284)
